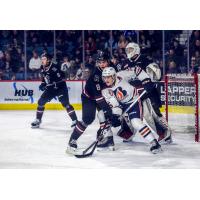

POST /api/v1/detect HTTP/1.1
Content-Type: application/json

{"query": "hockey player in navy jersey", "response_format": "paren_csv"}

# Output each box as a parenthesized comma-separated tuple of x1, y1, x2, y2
(66, 51, 115, 154)
(31, 53, 77, 128)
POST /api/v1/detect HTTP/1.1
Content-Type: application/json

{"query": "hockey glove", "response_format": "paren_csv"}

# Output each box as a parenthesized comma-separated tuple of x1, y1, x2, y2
(96, 123, 111, 142)
(110, 114, 121, 127)
(39, 82, 46, 91)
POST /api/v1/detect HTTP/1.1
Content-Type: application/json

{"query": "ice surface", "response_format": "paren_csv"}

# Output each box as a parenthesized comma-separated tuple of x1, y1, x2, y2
(0, 110, 199, 168)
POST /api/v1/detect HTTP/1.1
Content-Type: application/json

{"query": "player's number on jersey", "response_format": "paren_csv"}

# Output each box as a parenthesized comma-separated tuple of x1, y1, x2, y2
(96, 84, 101, 91)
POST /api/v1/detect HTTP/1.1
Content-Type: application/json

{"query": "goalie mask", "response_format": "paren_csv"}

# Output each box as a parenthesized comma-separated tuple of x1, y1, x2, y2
(125, 42, 140, 59)
(146, 63, 161, 82)
(102, 67, 116, 86)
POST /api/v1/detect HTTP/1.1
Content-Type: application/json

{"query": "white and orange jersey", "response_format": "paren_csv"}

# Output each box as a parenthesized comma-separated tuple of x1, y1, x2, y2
(102, 72, 140, 107)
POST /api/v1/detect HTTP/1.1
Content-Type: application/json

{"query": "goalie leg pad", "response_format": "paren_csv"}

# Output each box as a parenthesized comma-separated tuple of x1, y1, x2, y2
(131, 118, 155, 144)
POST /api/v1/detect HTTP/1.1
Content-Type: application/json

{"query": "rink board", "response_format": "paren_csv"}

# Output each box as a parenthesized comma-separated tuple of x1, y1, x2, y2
(0, 80, 196, 113)
(0, 103, 82, 110)
(0, 81, 83, 110)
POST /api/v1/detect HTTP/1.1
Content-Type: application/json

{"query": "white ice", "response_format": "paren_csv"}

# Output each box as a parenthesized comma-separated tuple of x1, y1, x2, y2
(0, 110, 200, 168)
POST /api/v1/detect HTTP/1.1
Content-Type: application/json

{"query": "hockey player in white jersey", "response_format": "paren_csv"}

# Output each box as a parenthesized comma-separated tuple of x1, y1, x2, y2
(124, 42, 172, 143)
(102, 67, 162, 154)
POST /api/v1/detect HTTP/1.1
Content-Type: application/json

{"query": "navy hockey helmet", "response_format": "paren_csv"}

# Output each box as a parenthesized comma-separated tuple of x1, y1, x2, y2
(41, 53, 52, 61)
(96, 51, 109, 62)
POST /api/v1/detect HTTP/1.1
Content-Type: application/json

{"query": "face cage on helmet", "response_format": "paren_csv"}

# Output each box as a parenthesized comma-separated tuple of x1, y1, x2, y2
(125, 47, 136, 59)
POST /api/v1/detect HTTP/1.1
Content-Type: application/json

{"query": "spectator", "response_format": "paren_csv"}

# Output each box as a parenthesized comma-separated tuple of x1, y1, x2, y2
(29, 50, 41, 71)
(76, 63, 84, 80)
(172, 39, 183, 57)
(139, 33, 151, 54)
(166, 48, 179, 66)
(0, 50, 5, 70)
(61, 56, 71, 79)
(190, 30, 200, 45)
(167, 61, 180, 74)
(85, 37, 96, 54)
(194, 50, 200, 66)
(104, 31, 118, 51)
(76, 64, 91, 80)
(191, 39, 200, 54)
(118, 35, 128, 49)
(190, 57, 199, 74)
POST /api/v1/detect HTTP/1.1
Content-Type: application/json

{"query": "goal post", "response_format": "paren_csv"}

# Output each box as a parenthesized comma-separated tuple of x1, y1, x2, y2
(164, 73, 199, 142)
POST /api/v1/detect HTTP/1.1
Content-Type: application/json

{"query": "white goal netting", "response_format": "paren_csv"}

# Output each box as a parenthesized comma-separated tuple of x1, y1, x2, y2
(164, 74, 199, 142)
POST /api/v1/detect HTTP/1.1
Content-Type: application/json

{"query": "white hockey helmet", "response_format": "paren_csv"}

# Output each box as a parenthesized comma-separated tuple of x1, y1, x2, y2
(125, 42, 140, 59)
(102, 67, 116, 77)
(146, 63, 161, 82)
(102, 67, 116, 84)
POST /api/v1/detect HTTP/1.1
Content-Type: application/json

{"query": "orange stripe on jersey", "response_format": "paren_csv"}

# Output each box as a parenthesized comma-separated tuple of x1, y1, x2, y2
(140, 127, 150, 136)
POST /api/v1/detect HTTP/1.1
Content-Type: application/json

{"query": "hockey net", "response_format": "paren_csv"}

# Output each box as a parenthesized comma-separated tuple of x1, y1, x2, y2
(164, 73, 199, 142)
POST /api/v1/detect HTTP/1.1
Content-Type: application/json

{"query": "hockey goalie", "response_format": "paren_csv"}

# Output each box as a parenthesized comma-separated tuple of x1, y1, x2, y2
(101, 67, 163, 154)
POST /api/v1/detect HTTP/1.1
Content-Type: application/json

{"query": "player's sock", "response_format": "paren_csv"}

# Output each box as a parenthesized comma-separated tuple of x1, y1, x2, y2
(68, 121, 87, 144)
(66, 105, 77, 121)
(31, 106, 44, 128)
(36, 105, 45, 121)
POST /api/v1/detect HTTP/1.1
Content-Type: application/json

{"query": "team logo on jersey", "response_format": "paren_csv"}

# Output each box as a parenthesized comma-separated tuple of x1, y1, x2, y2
(94, 75, 99, 82)
(115, 87, 127, 101)
(52, 67, 57, 72)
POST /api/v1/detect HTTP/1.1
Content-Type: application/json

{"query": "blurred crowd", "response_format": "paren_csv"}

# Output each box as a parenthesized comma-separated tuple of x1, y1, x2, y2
(0, 30, 200, 80)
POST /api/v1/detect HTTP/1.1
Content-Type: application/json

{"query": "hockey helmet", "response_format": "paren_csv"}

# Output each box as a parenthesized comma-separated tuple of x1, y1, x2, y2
(96, 50, 109, 62)
(125, 42, 140, 59)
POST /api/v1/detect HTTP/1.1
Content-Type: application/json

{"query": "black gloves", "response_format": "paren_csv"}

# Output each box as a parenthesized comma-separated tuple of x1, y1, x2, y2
(110, 114, 121, 127)
(39, 82, 46, 91)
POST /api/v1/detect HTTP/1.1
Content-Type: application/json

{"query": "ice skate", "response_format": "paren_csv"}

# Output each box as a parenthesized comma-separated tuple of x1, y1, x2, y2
(150, 139, 162, 154)
(158, 129, 173, 144)
(31, 119, 41, 128)
(66, 139, 78, 155)
(97, 136, 115, 151)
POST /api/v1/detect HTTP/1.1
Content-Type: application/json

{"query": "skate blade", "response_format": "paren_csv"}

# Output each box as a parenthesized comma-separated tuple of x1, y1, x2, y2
(31, 125, 40, 129)
(159, 137, 173, 145)
(97, 146, 115, 152)
(65, 147, 79, 156)
(151, 147, 163, 154)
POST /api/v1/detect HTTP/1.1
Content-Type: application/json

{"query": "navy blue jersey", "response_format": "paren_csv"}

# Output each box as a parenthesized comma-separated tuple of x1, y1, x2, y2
(40, 62, 66, 87)
(83, 67, 107, 103)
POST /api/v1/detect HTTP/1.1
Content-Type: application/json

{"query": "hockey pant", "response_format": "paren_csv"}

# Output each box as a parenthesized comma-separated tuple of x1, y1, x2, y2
(36, 86, 77, 121)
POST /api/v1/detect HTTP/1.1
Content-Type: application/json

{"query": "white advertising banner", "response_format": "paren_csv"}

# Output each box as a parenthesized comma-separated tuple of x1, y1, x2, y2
(0, 81, 83, 104)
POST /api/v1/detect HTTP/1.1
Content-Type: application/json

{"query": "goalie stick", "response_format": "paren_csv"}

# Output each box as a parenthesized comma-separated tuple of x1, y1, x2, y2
(74, 90, 146, 158)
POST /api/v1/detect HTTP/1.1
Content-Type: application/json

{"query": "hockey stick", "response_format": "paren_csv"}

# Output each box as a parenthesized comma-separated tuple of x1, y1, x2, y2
(74, 122, 110, 158)
(123, 90, 146, 116)
(74, 90, 146, 158)
(74, 140, 98, 158)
